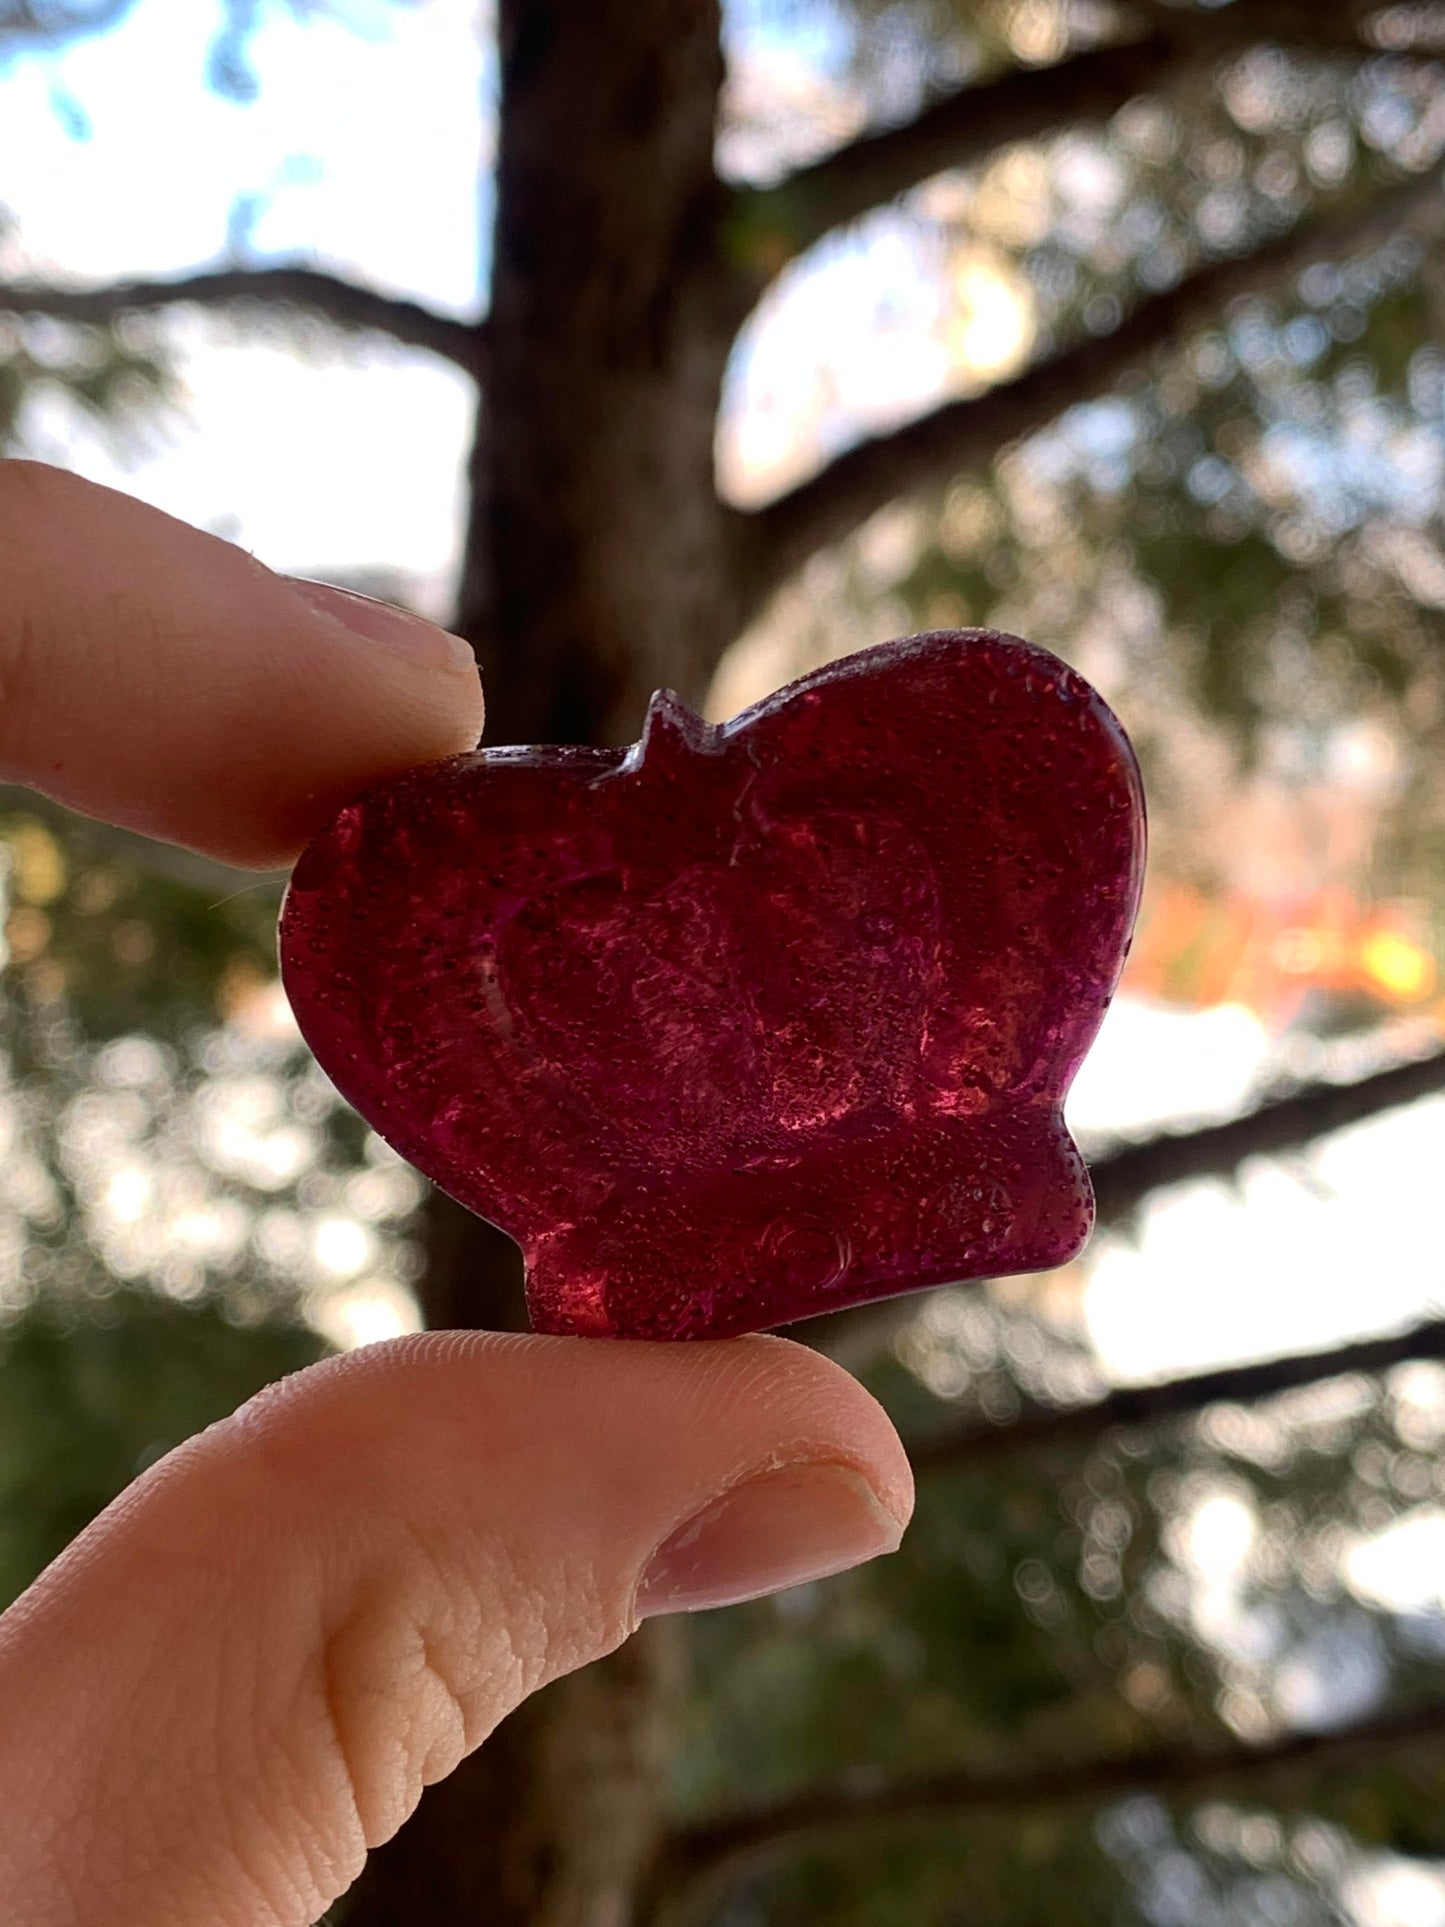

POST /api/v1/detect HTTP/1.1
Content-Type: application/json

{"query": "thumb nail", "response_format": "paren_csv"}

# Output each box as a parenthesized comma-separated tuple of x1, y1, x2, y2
(635, 1462, 905, 1618)
(285, 577, 477, 675)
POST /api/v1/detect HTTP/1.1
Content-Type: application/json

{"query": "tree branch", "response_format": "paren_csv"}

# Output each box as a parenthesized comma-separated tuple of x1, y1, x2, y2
(1089, 1046, 1445, 1227)
(661, 1069, 1445, 1917)
(898, 1045, 1445, 1469)
(0, 265, 485, 375)
(912, 1307, 1445, 1474)
(739, 167, 1445, 607)
(654, 1700, 1445, 1916)
(728, 36, 1192, 268)
(795, 1042, 1445, 1369)
(729, 4, 1394, 272)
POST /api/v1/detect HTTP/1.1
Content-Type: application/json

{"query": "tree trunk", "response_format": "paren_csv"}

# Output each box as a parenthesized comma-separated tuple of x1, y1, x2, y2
(346, 6, 734, 1920)
(461, 0, 743, 745)
(343, 1619, 684, 1927)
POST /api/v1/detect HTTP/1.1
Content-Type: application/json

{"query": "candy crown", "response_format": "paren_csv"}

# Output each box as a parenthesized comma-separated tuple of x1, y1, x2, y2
(281, 631, 1145, 1339)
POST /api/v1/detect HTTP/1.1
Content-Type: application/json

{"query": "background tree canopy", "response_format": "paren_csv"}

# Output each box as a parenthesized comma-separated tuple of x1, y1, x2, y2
(2, 1, 1445, 1921)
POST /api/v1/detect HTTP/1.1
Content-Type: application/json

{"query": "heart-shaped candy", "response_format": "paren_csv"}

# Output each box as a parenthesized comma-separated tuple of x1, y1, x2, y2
(280, 630, 1145, 1339)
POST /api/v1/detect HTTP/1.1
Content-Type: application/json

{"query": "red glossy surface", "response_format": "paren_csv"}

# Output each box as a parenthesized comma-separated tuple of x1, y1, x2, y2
(280, 631, 1145, 1339)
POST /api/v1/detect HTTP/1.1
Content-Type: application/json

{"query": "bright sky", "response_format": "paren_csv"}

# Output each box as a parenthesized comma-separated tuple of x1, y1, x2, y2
(0, 0, 487, 304)
(2, 0, 485, 584)
(7, 6, 1445, 1773)
(1067, 999, 1445, 1383)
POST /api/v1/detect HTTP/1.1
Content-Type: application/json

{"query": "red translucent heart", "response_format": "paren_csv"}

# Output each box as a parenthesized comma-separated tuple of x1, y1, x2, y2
(279, 631, 1145, 1339)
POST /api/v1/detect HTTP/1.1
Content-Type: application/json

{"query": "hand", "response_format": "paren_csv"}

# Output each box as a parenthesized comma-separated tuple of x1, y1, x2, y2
(0, 462, 912, 1926)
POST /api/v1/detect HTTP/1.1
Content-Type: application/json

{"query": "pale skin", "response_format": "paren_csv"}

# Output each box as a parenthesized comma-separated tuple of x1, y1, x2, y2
(0, 462, 913, 1926)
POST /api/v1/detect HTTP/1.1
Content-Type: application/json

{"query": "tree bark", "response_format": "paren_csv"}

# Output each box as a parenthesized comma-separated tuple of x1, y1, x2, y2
(459, 0, 747, 748)
(347, 6, 733, 1922)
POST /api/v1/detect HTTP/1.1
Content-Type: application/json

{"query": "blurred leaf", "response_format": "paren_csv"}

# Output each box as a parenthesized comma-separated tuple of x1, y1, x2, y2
(0, 1291, 325, 1607)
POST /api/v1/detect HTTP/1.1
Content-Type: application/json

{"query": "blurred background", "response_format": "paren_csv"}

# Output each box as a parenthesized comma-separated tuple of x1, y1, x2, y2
(2, 0, 1445, 1921)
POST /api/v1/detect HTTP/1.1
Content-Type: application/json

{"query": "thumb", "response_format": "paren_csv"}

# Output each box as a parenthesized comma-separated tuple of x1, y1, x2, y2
(0, 1331, 911, 1927)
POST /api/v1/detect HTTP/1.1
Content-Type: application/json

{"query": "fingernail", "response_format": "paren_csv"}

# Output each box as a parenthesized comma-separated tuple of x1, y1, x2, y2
(285, 577, 477, 675)
(635, 1463, 905, 1618)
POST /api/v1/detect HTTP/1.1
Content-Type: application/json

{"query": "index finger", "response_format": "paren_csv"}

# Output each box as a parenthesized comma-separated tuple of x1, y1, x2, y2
(0, 461, 485, 869)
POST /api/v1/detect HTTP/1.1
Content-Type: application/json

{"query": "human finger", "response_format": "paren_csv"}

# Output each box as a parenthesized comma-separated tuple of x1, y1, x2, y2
(0, 1330, 911, 1926)
(0, 460, 484, 868)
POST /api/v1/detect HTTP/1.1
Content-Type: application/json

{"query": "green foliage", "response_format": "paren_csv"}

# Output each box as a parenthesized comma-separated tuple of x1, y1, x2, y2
(706, 44, 1445, 1883)
(0, 316, 172, 457)
(752, 1818, 1130, 1927)
(0, 807, 414, 1616)
(680, 1334, 1445, 1922)
(0, 807, 281, 1038)
(0, 1291, 324, 1607)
